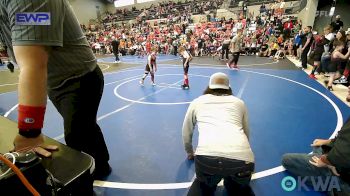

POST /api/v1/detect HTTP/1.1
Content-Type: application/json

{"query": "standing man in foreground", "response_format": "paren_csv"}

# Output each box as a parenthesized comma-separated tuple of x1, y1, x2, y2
(182, 72, 255, 195)
(0, 0, 110, 181)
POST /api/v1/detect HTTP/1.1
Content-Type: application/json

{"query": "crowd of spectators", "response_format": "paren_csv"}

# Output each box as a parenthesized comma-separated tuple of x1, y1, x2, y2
(102, 0, 224, 24)
(1, 0, 350, 194)
(83, 0, 350, 92)
(84, 0, 300, 58)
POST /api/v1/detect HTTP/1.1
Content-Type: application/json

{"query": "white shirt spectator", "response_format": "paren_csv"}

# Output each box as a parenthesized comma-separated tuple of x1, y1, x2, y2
(235, 21, 243, 30)
(182, 94, 254, 162)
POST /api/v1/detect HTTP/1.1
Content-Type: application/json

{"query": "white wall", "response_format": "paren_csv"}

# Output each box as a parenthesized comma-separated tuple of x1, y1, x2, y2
(216, 9, 237, 20)
(68, 0, 108, 25)
(247, 1, 299, 18)
(313, 2, 350, 33)
(297, 0, 318, 27)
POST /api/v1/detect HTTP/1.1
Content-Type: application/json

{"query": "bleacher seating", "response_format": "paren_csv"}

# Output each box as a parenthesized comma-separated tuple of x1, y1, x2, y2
(103, 0, 223, 23)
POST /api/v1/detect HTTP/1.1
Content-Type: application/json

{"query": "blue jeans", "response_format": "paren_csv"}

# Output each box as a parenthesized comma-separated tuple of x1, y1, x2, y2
(282, 147, 350, 195)
(320, 55, 331, 73)
(188, 155, 255, 196)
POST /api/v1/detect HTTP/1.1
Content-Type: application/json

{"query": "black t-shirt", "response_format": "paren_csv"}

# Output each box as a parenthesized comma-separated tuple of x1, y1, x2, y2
(331, 20, 344, 32)
(198, 39, 204, 48)
(301, 32, 313, 48)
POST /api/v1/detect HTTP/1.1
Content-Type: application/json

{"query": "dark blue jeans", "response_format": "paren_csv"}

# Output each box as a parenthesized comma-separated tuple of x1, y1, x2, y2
(320, 55, 331, 73)
(188, 155, 255, 196)
(114, 51, 120, 61)
(282, 147, 350, 195)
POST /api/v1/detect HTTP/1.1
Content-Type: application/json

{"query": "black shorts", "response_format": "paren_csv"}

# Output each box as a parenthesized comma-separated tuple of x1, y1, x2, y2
(327, 62, 339, 73)
(145, 64, 154, 72)
(183, 59, 189, 74)
(313, 53, 322, 62)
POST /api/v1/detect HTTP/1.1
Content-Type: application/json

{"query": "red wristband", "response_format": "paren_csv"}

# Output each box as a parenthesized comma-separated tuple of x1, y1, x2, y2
(18, 105, 46, 130)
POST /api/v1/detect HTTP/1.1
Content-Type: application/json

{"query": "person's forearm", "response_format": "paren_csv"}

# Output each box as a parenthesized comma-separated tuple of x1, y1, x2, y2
(345, 51, 350, 60)
(15, 46, 48, 106)
(18, 66, 47, 106)
(182, 106, 195, 153)
(14, 46, 48, 137)
(243, 112, 250, 140)
(182, 126, 194, 153)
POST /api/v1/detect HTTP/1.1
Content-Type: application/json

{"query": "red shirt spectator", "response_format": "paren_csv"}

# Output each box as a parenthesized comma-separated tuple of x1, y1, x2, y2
(283, 21, 293, 30)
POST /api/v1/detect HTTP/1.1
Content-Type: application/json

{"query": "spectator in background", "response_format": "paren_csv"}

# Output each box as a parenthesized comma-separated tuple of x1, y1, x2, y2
(197, 37, 205, 57)
(283, 18, 293, 39)
(331, 15, 344, 32)
(228, 30, 243, 69)
(319, 25, 335, 74)
(310, 25, 334, 78)
(182, 72, 255, 196)
(324, 40, 350, 91)
(299, 26, 313, 69)
(260, 3, 266, 14)
(235, 19, 243, 30)
(335, 30, 350, 84)
(221, 35, 231, 60)
(268, 33, 277, 44)
(268, 42, 279, 57)
(259, 41, 269, 57)
(112, 38, 121, 63)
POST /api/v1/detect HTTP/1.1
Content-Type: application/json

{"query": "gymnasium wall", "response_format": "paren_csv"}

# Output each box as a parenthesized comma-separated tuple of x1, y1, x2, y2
(297, 0, 318, 28)
(107, 0, 189, 12)
(68, 0, 108, 25)
(313, 2, 350, 34)
(247, 1, 300, 18)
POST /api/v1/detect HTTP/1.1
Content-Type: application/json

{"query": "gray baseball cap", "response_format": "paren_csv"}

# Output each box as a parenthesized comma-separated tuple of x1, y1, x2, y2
(209, 72, 230, 90)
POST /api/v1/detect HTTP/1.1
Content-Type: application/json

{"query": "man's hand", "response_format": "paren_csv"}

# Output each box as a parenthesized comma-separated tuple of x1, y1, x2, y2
(309, 156, 340, 176)
(311, 139, 330, 147)
(13, 134, 58, 157)
(309, 156, 327, 168)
